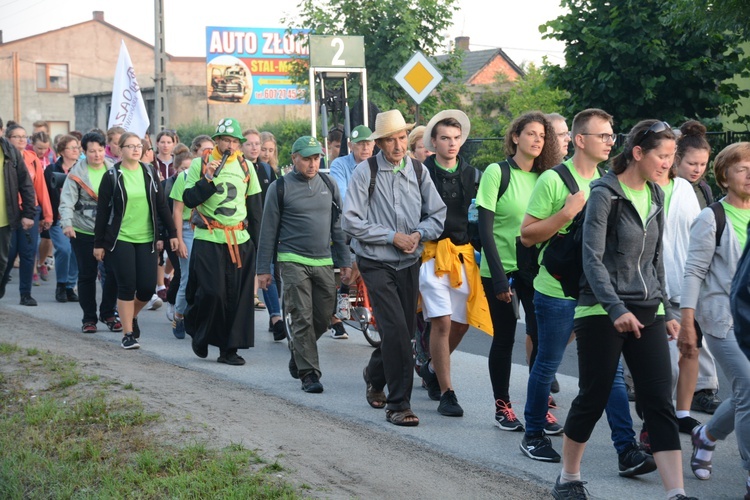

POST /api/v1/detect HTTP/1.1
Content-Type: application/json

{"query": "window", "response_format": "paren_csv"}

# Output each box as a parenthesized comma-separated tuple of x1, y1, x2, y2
(36, 63, 68, 92)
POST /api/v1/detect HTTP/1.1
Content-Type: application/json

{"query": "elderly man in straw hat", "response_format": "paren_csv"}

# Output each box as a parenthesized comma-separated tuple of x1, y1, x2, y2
(342, 110, 446, 426)
(417, 110, 491, 418)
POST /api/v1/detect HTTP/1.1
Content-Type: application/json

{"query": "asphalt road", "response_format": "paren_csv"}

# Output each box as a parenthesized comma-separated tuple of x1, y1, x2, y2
(0, 267, 744, 499)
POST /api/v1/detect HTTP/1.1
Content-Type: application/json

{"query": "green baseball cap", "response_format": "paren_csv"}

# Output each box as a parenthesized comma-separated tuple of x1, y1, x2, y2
(292, 136, 323, 157)
(212, 118, 246, 143)
(350, 125, 373, 143)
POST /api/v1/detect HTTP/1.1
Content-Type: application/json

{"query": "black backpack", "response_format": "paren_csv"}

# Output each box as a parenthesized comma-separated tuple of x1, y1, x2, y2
(366, 156, 422, 199)
(541, 164, 616, 299)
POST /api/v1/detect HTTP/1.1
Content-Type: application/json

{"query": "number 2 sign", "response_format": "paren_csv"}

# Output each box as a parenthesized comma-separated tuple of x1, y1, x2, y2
(309, 35, 365, 69)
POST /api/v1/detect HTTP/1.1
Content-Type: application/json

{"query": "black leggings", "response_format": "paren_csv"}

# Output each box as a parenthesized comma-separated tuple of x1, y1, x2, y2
(106, 241, 157, 302)
(565, 311, 680, 453)
(483, 274, 537, 402)
(163, 238, 180, 305)
(70, 232, 118, 323)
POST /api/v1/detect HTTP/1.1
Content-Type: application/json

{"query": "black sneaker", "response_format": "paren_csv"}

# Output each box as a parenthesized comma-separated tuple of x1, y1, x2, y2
(678, 415, 702, 435)
(438, 389, 464, 417)
(66, 288, 79, 302)
(289, 352, 299, 379)
(494, 400, 524, 431)
(301, 373, 323, 393)
(121, 333, 140, 350)
(691, 389, 721, 414)
(551, 375, 560, 394)
(520, 433, 561, 462)
(0, 278, 6, 299)
(626, 384, 636, 402)
(217, 352, 246, 366)
(420, 362, 441, 401)
(132, 317, 140, 339)
(618, 442, 657, 477)
(551, 475, 589, 499)
(329, 322, 349, 339)
(55, 284, 67, 303)
(20, 294, 37, 306)
(272, 320, 287, 342)
(544, 411, 564, 435)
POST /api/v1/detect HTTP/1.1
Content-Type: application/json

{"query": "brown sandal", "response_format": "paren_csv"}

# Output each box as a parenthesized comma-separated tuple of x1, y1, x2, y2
(363, 367, 386, 409)
(386, 408, 419, 427)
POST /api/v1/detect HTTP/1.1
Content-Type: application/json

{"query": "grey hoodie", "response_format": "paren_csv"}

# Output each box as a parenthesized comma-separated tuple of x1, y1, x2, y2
(579, 170, 672, 322)
(58, 157, 113, 234)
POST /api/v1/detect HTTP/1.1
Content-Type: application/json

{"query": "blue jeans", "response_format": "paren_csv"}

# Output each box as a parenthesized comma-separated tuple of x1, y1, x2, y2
(175, 222, 193, 316)
(2, 206, 41, 295)
(48, 222, 78, 287)
(262, 262, 281, 318)
(525, 291, 634, 454)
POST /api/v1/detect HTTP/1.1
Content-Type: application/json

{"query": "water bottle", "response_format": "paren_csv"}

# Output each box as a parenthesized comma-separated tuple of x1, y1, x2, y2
(468, 198, 479, 224)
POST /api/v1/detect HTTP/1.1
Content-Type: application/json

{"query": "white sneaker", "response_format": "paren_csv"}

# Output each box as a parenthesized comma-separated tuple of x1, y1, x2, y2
(165, 303, 175, 322)
(146, 293, 163, 310)
(44, 256, 55, 271)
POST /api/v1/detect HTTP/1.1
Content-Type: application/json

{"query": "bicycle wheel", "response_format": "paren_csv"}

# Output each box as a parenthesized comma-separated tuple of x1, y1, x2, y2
(362, 323, 381, 348)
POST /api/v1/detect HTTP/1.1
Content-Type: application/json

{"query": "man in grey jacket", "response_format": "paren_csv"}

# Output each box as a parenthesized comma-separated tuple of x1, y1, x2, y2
(342, 110, 446, 426)
(257, 136, 351, 393)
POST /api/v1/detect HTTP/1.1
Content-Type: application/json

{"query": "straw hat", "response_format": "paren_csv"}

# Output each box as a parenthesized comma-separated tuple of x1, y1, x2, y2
(423, 110, 471, 152)
(369, 110, 415, 140)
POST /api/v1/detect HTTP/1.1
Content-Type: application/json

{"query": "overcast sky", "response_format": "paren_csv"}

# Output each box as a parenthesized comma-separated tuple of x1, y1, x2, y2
(0, 0, 567, 66)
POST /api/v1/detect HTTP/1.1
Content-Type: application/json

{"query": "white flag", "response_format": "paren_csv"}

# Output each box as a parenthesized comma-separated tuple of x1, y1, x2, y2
(108, 40, 150, 136)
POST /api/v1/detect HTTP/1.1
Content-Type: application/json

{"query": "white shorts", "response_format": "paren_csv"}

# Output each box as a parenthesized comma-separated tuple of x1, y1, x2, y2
(418, 258, 469, 324)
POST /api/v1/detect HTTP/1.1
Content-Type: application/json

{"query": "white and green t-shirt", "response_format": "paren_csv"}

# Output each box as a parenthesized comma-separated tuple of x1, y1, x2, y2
(184, 155, 262, 245)
(118, 168, 153, 244)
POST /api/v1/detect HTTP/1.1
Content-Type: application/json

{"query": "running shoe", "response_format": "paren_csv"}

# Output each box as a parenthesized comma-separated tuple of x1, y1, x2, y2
(166, 303, 175, 322)
(121, 333, 140, 350)
(551, 475, 589, 499)
(172, 317, 185, 339)
(494, 400, 524, 431)
(32, 273, 40, 286)
(438, 389, 464, 417)
(521, 433, 560, 462)
(678, 415, 702, 435)
(544, 411, 563, 435)
(618, 442, 657, 477)
(329, 322, 349, 339)
(146, 294, 163, 311)
(691, 389, 721, 414)
(38, 264, 49, 281)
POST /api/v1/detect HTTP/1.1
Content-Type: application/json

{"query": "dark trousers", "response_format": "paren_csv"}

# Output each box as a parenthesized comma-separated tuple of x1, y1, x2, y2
(71, 232, 118, 323)
(565, 311, 680, 453)
(483, 274, 536, 402)
(107, 241, 157, 302)
(358, 257, 419, 412)
(0, 225, 10, 281)
(185, 239, 255, 351)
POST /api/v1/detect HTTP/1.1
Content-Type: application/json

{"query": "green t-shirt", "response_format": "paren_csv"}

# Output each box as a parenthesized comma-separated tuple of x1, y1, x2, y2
(277, 252, 333, 267)
(435, 158, 459, 174)
(527, 159, 602, 299)
(476, 160, 538, 276)
(0, 147, 7, 227)
(75, 165, 108, 236)
(619, 182, 651, 226)
(118, 168, 153, 244)
(169, 171, 192, 221)
(185, 156, 262, 245)
(722, 200, 750, 250)
(661, 179, 674, 218)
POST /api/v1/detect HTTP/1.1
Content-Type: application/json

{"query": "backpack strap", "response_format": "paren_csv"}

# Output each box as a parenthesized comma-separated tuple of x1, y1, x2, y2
(367, 156, 423, 200)
(497, 160, 511, 202)
(68, 174, 98, 202)
(709, 201, 726, 247)
(552, 163, 580, 194)
(318, 172, 341, 219)
(700, 180, 714, 205)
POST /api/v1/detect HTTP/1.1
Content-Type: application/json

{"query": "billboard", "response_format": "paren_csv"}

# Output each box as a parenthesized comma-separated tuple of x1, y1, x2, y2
(206, 27, 308, 105)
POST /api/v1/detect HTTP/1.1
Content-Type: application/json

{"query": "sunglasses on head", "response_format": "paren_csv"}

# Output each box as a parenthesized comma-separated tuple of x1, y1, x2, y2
(635, 121, 670, 147)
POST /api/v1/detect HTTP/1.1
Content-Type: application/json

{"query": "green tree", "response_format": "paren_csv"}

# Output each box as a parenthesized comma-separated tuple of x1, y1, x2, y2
(283, 0, 463, 120)
(669, 0, 750, 39)
(541, 0, 750, 130)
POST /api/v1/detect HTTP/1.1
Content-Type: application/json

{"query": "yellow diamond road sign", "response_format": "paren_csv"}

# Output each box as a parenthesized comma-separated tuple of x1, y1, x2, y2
(395, 51, 443, 105)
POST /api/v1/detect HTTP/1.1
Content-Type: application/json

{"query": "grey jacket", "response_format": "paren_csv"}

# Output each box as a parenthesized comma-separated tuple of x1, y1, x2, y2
(256, 170, 350, 275)
(58, 158, 114, 234)
(342, 152, 446, 270)
(579, 171, 672, 322)
(682, 201, 743, 339)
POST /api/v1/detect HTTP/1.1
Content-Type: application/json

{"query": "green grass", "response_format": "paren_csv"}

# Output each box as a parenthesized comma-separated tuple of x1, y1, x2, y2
(0, 344, 300, 499)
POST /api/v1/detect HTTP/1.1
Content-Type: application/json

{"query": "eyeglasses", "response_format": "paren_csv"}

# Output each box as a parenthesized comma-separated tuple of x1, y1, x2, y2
(121, 144, 144, 151)
(579, 133, 616, 143)
(635, 121, 670, 147)
(557, 132, 571, 138)
(65, 146, 81, 151)
(10, 135, 28, 140)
